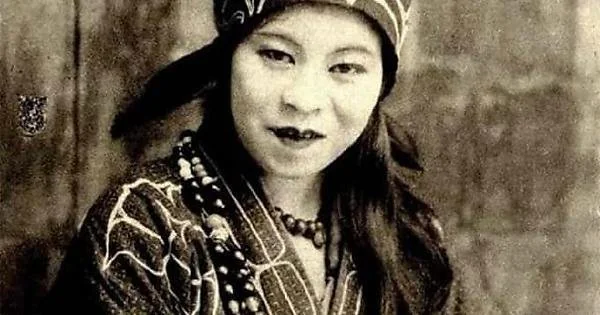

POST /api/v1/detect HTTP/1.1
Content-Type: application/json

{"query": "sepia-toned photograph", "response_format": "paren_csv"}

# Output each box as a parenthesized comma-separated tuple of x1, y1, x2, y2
(1, 0, 599, 314)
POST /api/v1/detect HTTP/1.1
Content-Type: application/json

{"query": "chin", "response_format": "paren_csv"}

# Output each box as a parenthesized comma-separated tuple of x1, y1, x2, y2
(263, 161, 324, 179)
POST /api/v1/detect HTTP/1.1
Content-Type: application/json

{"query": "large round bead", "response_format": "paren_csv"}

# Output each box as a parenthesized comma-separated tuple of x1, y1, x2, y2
(304, 221, 317, 238)
(206, 214, 227, 229)
(227, 300, 240, 314)
(293, 219, 307, 235)
(313, 231, 326, 248)
(282, 214, 296, 231)
(245, 296, 260, 312)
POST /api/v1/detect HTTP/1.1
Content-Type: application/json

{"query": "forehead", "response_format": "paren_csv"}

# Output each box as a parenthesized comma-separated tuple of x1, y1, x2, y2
(253, 3, 382, 50)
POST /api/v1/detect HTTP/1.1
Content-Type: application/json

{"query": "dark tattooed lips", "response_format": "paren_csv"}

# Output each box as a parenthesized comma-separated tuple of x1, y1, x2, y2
(269, 127, 325, 141)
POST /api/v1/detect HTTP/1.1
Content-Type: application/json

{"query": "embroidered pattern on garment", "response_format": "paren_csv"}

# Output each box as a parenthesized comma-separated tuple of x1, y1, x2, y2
(102, 178, 219, 315)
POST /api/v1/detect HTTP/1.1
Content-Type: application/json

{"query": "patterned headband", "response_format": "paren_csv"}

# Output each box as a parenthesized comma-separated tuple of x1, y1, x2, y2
(214, 0, 412, 54)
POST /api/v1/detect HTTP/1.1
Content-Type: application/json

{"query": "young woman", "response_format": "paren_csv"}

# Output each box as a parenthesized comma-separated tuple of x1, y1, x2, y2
(47, 0, 458, 313)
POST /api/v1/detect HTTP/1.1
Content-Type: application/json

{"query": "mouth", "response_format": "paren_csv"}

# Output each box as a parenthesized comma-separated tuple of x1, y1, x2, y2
(268, 126, 326, 141)
(268, 126, 325, 150)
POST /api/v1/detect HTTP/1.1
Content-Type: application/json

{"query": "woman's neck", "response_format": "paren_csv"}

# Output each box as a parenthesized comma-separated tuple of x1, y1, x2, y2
(261, 174, 322, 219)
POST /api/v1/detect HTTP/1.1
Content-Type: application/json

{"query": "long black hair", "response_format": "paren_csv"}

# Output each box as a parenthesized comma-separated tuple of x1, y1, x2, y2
(112, 4, 454, 314)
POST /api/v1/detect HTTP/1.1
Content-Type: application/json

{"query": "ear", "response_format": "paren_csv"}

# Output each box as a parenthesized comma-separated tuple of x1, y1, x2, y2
(384, 114, 423, 171)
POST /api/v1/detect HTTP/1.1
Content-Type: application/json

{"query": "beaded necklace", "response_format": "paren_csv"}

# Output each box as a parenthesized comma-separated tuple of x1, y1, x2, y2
(172, 130, 328, 314)
(273, 207, 326, 249)
(173, 130, 264, 315)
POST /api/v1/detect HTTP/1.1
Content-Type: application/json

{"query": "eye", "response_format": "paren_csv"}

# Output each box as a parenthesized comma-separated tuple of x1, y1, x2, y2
(258, 49, 295, 65)
(329, 63, 366, 75)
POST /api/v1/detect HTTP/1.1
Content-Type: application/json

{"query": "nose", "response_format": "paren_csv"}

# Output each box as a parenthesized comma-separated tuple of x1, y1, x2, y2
(280, 67, 328, 115)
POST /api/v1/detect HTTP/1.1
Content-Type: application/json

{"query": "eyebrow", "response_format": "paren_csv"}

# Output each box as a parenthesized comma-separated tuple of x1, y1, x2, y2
(250, 31, 301, 49)
(333, 46, 377, 57)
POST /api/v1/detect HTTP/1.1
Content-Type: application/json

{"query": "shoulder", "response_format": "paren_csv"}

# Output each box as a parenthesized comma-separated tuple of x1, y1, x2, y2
(83, 158, 184, 225)
(77, 157, 206, 265)
(75, 156, 213, 283)
(49, 158, 217, 313)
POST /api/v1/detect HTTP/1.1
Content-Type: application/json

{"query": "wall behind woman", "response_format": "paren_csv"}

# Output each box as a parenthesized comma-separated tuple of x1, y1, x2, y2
(0, 0, 210, 313)
(0, 0, 598, 314)
(395, 0, 600, 314)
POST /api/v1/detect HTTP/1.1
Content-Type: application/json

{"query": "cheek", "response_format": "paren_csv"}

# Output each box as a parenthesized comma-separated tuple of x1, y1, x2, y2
(335, 80, 381, 131)
(230, 51, 268, 126)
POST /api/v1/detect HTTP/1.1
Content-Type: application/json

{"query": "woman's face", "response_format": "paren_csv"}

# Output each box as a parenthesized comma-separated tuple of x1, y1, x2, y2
(230, 4, 384, 179)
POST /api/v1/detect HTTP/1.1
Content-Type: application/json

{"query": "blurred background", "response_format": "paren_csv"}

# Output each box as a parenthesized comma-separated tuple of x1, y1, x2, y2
(1, 0, 599, 313)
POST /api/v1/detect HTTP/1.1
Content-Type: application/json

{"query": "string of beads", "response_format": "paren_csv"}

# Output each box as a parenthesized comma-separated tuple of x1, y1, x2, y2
(173, 130, 265, 315)
(273, 207, 326, 249)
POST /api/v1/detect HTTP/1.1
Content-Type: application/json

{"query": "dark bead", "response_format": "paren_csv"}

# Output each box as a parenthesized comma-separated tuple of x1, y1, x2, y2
(180, 130, 195, 140)
(294, 219, 307, 235)
(181, 146, 193, 157)
(201, 176, 217, 186)
(172, 146, 184, 157)
(313, 231, 325, 248)
(246, 296, 260, 312)
(315, 222, 324, 231)
(304, 221, 317, 238)
(282, 214, 296, 231)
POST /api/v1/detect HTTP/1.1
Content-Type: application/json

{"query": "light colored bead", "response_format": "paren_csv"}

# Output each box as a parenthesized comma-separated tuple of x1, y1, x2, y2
(214, 199, 225, 209)
(178, 167, 193, 180)
(228, 300, 240, 314)
(234, 250, 245, 261)
(192, 164, 205, 174)
(177, 158, 191, 169)
(224, 284, 234, 295)
(196, 170, 208, 177)
(243, 282, 255, 292)
(201, 176, 217, 186)
(205, 214, 227, 229)
(210, 229, 228, 242)
(245, 296, 260, 312)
